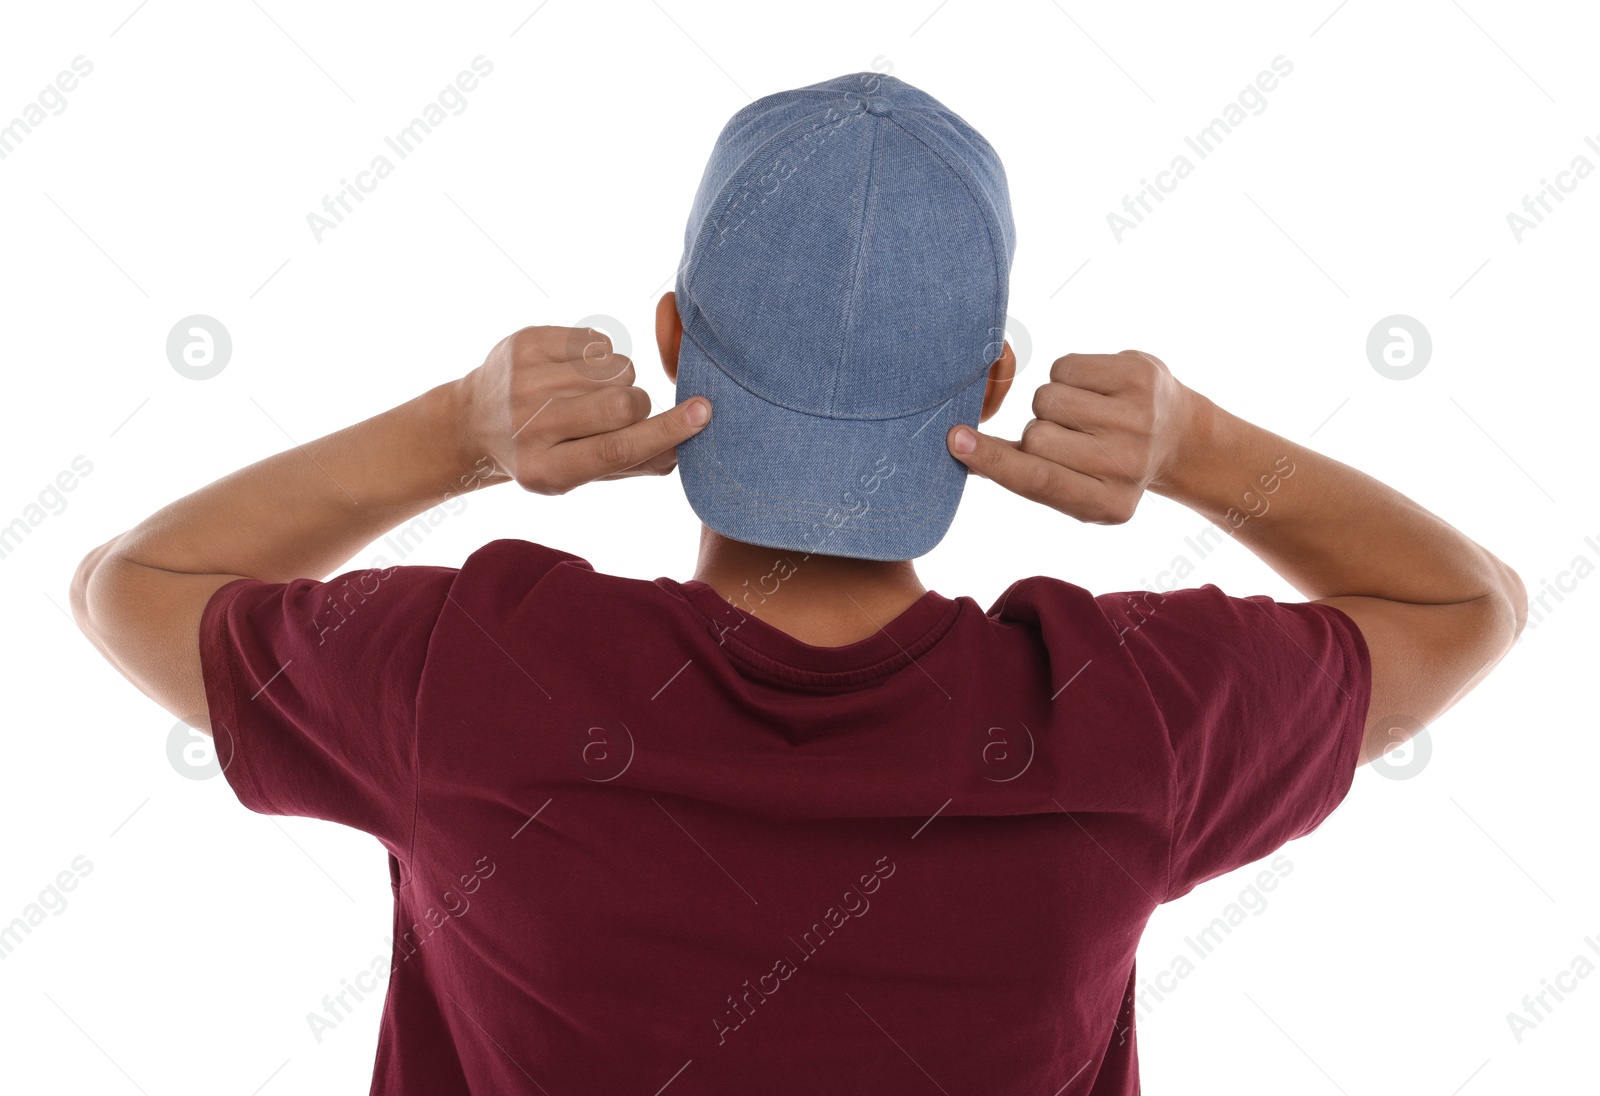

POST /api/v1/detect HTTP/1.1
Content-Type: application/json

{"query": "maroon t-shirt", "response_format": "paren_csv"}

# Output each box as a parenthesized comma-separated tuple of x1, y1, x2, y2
(199, 538, 1370, 1094)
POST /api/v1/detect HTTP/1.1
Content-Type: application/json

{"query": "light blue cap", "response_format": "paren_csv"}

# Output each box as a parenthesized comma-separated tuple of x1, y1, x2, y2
(672, 72, 1016, 561)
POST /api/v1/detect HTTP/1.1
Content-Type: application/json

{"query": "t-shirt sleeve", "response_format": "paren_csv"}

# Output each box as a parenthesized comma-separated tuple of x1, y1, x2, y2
(1097, 584, 1372, 903)
(198, 561, 458, 851)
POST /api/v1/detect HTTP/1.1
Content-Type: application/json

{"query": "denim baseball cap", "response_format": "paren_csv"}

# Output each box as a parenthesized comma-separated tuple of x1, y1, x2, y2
(672, 71, 1016, 561)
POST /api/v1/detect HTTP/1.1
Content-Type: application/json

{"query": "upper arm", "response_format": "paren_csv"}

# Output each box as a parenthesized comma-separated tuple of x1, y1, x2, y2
(1103, 584, 1373, 901)
(74, 551, 459, 841)
(72, 548, 247, 731)
(1311, 588, 1523, 768)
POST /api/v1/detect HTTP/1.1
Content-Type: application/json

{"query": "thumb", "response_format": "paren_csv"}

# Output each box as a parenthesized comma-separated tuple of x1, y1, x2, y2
(947, 424, 1019, 481)
(647, 397, 713, 460)
(676, 396, 712, 431)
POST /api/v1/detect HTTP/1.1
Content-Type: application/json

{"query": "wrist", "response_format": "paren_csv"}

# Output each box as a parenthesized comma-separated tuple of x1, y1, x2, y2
(429, 378, 508, 493)
(1149, 386, 1224, 502)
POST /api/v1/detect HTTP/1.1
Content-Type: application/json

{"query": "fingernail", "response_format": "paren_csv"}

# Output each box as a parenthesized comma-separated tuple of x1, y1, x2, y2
(950, 426, 976, 455)
(684, 398, 710, 427)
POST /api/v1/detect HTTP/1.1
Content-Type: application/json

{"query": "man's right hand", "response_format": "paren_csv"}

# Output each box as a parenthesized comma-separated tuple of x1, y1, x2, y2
(949, 345, 1527, 773)
(946, 350, 1198, 525)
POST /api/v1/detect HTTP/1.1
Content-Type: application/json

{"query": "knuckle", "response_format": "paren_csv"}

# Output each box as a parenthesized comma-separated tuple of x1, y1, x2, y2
(1049, 354, 1084, 382)
(598, 430, 633, 470)
(1094, 493, 1138, 525)
(1115, 400, 1155, 438)
(1019, 417, 1052, 453)
(513, 465, 557, 496)
(606, 353, 635, 382)
(1105, 437, 1145, 476)
(511, 326, 555, 364)
(1125, 353, 1160, 389)
(1020, 460, 1059, 502)
(1030, 384, 1058, 421)
(604, 385, 637, 422)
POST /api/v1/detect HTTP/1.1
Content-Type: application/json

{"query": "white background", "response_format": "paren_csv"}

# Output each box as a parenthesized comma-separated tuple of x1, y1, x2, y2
(2, 1, 1595, 1092)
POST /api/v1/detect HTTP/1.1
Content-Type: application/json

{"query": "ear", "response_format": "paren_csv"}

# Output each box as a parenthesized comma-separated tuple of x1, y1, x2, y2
(656, 291, 682, 383)
(980, 340, 1016, 423)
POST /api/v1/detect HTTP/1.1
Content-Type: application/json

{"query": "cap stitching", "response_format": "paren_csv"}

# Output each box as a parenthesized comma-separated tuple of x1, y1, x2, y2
(683, 348, 987, 524)
(830, 113, 884, 415)
(879, 110, 1009, 391)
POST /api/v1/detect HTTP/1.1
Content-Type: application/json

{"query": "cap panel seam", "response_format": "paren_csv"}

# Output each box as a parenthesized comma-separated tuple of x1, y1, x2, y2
(878, 110, 1010, 390)
(830, 115, 885, 415)
(681, 103, 865, 317)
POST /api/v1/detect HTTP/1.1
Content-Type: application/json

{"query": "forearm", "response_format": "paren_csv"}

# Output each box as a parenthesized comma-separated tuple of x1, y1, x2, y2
(96, 380, 494, 582)
(70, 324, 706, 728)
(1153, 392, 1521, 610)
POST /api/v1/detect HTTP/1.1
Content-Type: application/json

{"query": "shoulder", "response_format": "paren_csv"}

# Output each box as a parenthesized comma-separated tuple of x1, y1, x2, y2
(439, 538, 600, 625)
(984, 573, 1147, 647)
(457, 538, 594, 587)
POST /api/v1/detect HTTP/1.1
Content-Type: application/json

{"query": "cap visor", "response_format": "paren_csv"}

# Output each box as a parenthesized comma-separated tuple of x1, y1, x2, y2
(672, 334, 986, 561)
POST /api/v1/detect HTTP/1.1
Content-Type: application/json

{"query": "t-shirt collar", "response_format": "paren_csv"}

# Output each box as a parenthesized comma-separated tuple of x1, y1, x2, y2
(659, 576, 961, 688)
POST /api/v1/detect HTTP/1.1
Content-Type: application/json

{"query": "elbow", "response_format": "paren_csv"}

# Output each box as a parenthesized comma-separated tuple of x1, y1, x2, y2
(69, 551, 94, 633)
(69, 540, 117, 638)
(1490, 560, 1528, 651)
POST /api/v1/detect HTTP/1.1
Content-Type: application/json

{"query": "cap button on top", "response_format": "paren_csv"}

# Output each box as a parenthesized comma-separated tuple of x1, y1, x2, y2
(863, 94, 891, 116)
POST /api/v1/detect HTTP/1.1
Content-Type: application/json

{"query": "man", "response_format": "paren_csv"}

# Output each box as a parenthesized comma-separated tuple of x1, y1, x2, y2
(71, 72, 1524, 1094)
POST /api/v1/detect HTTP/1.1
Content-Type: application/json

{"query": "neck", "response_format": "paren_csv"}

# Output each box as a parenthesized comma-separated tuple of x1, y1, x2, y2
(691, 526, 927, 647)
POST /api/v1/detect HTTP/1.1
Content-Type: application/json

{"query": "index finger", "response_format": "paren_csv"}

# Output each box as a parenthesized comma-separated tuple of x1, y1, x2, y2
(547, 397, 713, 484)
(948, 423, 1111, 518)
